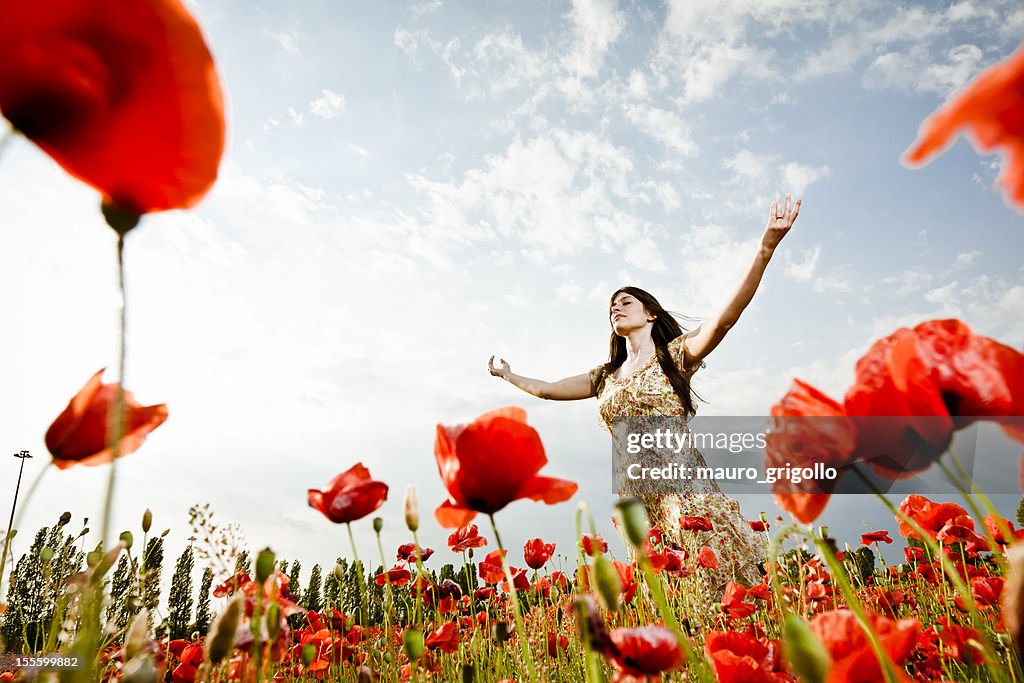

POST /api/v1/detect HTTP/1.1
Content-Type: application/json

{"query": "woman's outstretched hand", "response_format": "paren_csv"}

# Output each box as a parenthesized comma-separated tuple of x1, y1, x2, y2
(762, 194, 801, 252)
(488, 355, 511, 380)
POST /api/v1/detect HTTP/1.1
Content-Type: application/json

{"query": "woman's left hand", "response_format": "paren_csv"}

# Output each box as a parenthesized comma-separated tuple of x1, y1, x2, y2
(761, 194, 801, 252)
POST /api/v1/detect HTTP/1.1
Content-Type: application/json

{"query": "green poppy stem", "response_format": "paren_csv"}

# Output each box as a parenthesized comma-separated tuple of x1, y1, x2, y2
(0, 463, 48, 599)
(487, 513, 538, 683)
(347, 522, 369, 626)
(101, 234, 128, 553)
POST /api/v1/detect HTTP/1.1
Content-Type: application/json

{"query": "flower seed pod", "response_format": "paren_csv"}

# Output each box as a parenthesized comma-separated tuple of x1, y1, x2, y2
(57, 512, 72, 527)
(782, 614, 829, 683)
(265, 602, 282, 641)
(39, 547, 54, 563)
(615, 498, 649, 549)
(301, 643, 317, 666)
(373, 517, 383, 533)
(206, 593, 244, 665)
(403, 628, 424, 661)
(255, 547, 276, 584)
(334, 563, 345, 582)
(404, 485, 420, 533)
(120, 531, 134, 550)
(593, 555, 621, 612)
(142, 509, 152, 533)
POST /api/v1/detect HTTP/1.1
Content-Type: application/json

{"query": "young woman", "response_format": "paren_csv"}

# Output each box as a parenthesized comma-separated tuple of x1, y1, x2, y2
(488, 194, 802, 589)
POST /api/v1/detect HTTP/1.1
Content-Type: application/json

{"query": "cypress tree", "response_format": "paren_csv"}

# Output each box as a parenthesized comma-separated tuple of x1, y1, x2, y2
(107, 554, 133, 627)
(1, 527, 48, 653)
(323, 559, 341, 609)
(192, 567, 214, 636)
(303, 564, 323, 613)
(167, 545, 195, 639)
(141, 537, 165, 625)
(234, 550, 251, 575)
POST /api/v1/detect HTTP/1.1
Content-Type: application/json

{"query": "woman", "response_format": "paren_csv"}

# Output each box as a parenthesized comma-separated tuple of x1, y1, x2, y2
(488, 194, 802, 590)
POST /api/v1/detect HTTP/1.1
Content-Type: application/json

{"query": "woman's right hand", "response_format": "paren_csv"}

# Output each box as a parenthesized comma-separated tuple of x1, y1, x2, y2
(488, 355, 511, 380)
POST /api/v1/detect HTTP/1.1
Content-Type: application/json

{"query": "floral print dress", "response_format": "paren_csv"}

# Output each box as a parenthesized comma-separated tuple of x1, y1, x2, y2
(590, 334, 764, 589)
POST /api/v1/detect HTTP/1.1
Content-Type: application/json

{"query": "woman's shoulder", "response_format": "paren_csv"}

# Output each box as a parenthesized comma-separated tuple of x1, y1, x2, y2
(667, 328, 703, 375)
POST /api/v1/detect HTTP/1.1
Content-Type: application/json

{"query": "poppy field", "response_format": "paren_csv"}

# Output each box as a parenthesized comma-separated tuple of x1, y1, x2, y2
(2, 0, 1024, 682)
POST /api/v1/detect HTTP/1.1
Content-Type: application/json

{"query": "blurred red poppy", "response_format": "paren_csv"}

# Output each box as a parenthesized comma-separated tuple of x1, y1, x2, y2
(904, 44, 1024, 208)
(45, 368, 168, 469)
(705, 630, 786, 682)
(375, 566, 411, 587)
(523, 538, 555, 569)
(766, 379, 856, 524)
(697, 546, 718, 571)
(581, 533, 608, 556)
(448, 524, 488, 553)
(897, 495, 972, 542)
(606, 625, 682, 682)
(434, 407, 577, 528)
(478, 549, 507, 585)
(0, 0, 225, 215)
(308, 463, 388, 524)
(809, 608, 920, 683)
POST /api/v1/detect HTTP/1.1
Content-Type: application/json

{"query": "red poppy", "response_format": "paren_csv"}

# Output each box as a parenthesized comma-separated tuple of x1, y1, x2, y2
(809, 608, 920, 683)
(721, 581, 757, 620)
(478, 549, 507, 585)
(424, 621, 460, 653)
(896, 495, 972, 542)
(861, 530, 893, 546)
(547, 632, 570, 658)
(749, 520, 770, 532)
(766, 378, 856, 523)
(375, 566, 412, 587)
(606, 625, 682, 681)
(523, 538, 555, 569)
(984, 514, 1024, 546)
(611, 560, 637, 604)
(697, 546, 718, 571)
(0, 0, 225, 215)
(308, 463, 388, 524)
(433, 407, 577, 528)
(705, 630, 787, 683)
(904, 44, 1024, 208)
(45, 368, 168, 470)
(581, 533, 609, 556)
(681, 515, 713, 531)
(448, 524, 488, 553)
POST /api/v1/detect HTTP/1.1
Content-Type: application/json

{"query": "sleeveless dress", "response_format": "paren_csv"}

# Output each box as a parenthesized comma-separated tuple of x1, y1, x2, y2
(589, 334, 764, 589)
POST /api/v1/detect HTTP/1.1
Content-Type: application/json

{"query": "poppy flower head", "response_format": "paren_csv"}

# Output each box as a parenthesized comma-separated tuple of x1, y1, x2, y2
(45, 368, 168, 469)
(0, 0, 225, 214)
(308, 463, 388, 524)
(903, 45, 1024, 207)
(434, 407, 577, 528)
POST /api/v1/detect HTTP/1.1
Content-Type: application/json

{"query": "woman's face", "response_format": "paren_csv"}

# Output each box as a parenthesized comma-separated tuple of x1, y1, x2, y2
(609, 292, 653, 335)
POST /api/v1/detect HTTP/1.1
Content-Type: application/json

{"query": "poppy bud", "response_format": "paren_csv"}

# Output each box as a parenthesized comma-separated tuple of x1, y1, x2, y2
(102, 203, 142, 236)
(142, 509, 152, 533)
(266, 602, 282, 640)
(783, 614, 829, 683)
(615, 498, 650, 549)
(1002, 544, 1024, 657)
(373, 517, 383, 533)
(334, 564, 345, 582)
(91, 542, 126, 584)
(124, 608, 150, 661)
(206, 593, 244, 665)
(120, 531, 134, 549)
(592, 555, 621, 612)
(256, 548, 275, 584)
(403, 628, 424, 661)
(39, 547, 54, 563)
(404, 485, 420, 532)
(759, 511, 769, 523)
(57, 512, 72, 527)
(301, 643, 317, 666)
(160, 529, 170, 537)
(819, 526, 829, 538)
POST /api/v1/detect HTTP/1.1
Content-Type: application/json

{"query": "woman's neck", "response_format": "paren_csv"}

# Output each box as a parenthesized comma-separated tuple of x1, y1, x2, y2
(623, 330, 656, 361)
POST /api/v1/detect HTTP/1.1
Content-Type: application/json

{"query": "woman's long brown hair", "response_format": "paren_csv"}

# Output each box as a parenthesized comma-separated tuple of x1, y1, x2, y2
(594, 286, 705, 416)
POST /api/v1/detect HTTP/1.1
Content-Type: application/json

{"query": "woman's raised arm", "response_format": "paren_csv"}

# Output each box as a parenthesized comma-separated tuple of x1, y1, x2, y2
(684, 194, 802, 365)
(488, 355, 595, 400)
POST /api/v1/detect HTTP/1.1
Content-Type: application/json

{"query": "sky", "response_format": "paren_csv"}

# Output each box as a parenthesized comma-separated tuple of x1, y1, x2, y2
(2, 0, 1023, 606)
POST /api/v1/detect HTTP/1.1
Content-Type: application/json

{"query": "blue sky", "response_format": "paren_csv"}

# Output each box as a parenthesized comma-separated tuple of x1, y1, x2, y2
(2, 0, 1023, 600)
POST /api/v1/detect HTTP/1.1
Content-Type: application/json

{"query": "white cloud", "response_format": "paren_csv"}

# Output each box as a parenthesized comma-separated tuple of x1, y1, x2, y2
(287, 106, 304, 127)
(781, 162, 830, 196)
(562, 0, 625, 79)
(624, 105, 699, 157)
(268, 28, 300, 54)
(309, 89, 346, 119)
(783, 245, 821, 282)
(863, 44, 984, 96)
